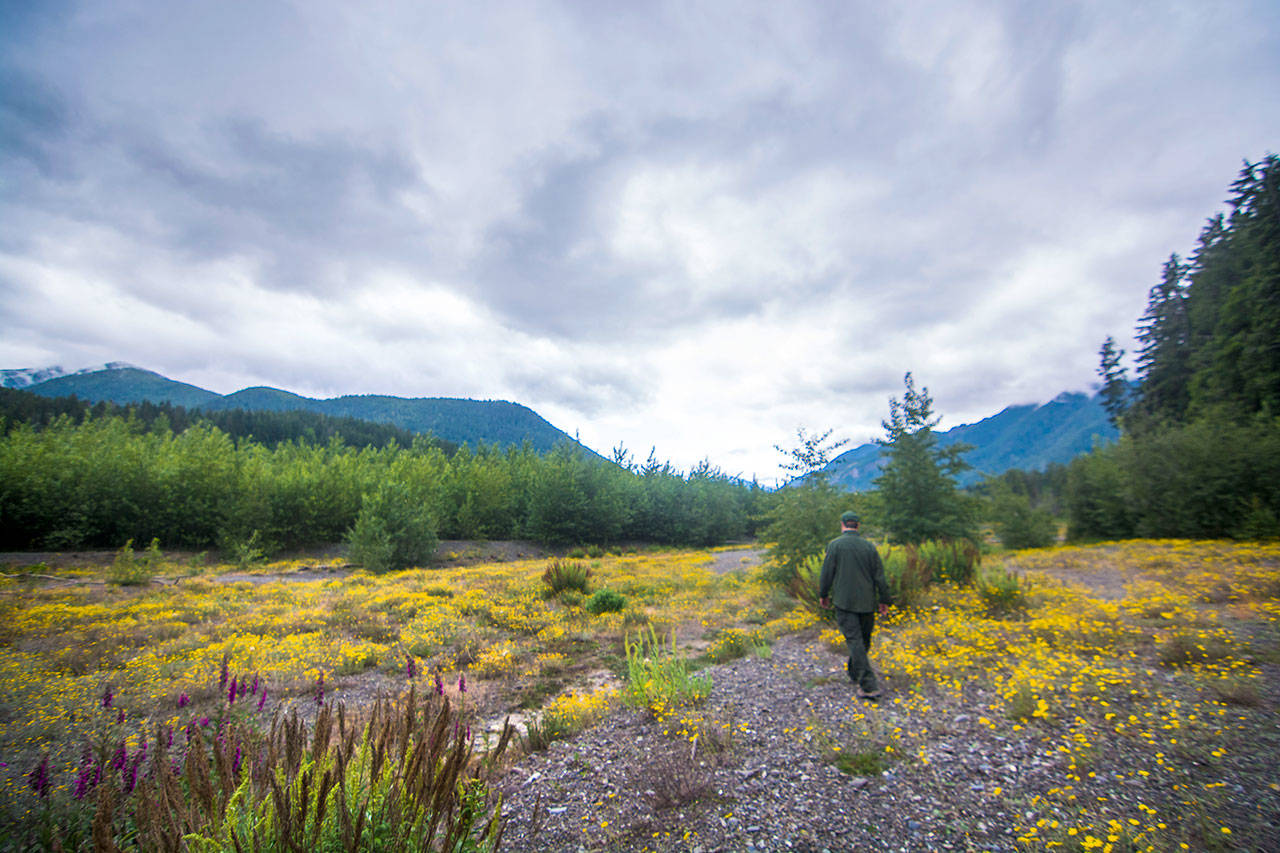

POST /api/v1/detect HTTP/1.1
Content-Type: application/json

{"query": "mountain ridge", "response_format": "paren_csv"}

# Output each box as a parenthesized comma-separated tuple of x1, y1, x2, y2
(815, 390, 1118, 491)
(11, 365, 583, 454)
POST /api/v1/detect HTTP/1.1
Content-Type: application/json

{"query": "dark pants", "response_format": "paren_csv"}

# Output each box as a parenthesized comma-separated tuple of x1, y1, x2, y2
(834, 608, 878, 692)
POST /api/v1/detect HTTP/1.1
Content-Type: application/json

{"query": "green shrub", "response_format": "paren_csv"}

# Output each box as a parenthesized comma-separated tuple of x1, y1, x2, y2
(761, 478, 849, 587)
(107, 537, 163, 586)
(990, 489, 1058, 549)
(912, 538, 981, 585)
(541, 558, 592, 597)
(977, 565, 1029, 618)
(226, 529, 267, 571)
(786, 553, 836, 622)
(585, 588, 627, 614)
(346, 482, 439, 573)
(881, 546, 931, 608)
(707, 628, 770, 662)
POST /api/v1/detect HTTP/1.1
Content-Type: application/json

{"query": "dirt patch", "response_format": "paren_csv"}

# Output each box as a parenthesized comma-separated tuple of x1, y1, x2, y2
(704, 547, 766, 575)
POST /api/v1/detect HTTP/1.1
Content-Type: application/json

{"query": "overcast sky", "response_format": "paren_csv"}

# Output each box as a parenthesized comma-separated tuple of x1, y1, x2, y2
(2, 1, 1277, 482)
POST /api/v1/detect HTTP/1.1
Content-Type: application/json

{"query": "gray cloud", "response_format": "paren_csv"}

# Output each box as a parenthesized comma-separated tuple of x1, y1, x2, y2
(1, 0, 1278, 479)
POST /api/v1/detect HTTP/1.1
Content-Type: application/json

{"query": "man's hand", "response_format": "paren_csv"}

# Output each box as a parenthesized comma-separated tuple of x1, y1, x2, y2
(820, 596, 832, 609)
(878, 603, 890, 616)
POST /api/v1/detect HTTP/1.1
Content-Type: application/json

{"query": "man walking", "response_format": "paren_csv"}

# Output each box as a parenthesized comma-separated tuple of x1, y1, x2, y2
(819, 510, 893, 699)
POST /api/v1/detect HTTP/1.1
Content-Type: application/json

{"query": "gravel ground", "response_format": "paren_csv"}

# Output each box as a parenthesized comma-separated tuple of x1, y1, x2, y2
(496, 633, 1042, 852)
(494, 626, 1280, 853)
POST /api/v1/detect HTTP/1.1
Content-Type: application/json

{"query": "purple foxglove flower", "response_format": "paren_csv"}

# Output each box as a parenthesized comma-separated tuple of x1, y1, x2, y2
(458, 673, 466, 693)
(250, 673, 260, 694)
(406, 656, 416, 679)
(434, 673, 444, 696)
(27, 755, 50, 798)
(228, 676, 237, 705)
(257, 687, 268, 710)
(178, 692, 190, 709)
(117, 708, 125, 724)
(102, 686, 114, 709)
(232, 745, 242, 775)
(110, 741, 127, 771)
(315, 673, 325, 705)
(73, 762, 96, 800)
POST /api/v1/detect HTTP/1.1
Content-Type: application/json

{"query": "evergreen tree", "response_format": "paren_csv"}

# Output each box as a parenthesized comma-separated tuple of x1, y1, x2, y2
(874, 373, 976, 544)
(761, 427, 851, 587)
(1097, 336, 1130, 428)
(1187, 155, 1280, 418)
(1132, 254, 1192, 425)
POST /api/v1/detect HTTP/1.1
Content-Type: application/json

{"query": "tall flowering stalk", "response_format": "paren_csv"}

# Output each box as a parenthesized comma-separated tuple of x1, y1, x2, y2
(27, 755, 50, 798)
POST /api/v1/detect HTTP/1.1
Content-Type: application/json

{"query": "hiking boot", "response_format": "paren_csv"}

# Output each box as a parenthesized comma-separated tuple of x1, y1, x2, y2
(856, 688, 883, 700)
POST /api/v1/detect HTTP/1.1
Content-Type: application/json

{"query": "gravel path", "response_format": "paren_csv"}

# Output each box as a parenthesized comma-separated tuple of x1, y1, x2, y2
(496, 634, 1058, 853)
(493, 554, 1280, 852)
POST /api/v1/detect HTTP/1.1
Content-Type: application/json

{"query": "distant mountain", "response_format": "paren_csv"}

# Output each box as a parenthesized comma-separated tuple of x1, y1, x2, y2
(18, 365, 584, 453)
(1, 361, 137, 390)
(29, 367, 222, 409)
(816, 391, 1119, 491)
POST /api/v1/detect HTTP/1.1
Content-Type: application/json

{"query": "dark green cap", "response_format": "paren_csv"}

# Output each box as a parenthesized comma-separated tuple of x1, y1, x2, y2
(840, 510, 860, 525)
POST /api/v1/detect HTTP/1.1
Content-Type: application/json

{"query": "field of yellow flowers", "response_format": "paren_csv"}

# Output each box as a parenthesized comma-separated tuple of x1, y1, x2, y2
(808, 539, 1280, 851)
(0, 546, 802, 811)
(1, 539, 1278, 851)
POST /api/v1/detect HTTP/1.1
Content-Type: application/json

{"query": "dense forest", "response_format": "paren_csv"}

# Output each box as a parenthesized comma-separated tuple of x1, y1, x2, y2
(0, 393, 765, 552)
(1068, 155, 1280, 539)
(0, 388, 449, 452)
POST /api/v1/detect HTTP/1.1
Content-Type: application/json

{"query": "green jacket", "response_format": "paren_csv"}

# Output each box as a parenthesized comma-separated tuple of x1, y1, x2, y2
(818, 531, 892, 612)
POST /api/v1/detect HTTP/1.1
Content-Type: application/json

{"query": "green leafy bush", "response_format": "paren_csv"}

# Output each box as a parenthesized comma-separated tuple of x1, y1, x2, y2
(761, 478, 848, 588)
(346, 482, 439, 573)
(912, 538, 981, 585)
(585, 588, 626, 614)
(226, 529, 267, 571)
(880, 539, 980, 605)
(989, 487, 1058, 549)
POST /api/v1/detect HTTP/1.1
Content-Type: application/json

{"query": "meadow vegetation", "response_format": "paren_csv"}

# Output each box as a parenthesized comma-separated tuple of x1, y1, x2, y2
(0, 545, 809, 850)
(1, 539, 1276, 849)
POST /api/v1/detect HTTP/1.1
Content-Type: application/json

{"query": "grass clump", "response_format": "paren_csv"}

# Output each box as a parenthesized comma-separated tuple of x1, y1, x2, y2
(541, 558, 592, 597)
(623, 627, 711, 713)
(1157, 630, 1234, 666)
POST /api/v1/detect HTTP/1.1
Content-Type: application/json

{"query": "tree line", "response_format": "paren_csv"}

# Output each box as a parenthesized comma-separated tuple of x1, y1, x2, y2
(0, 387, 448, 452)
(1075, 154, 1280, 539)
(0, 408, 766, 553)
